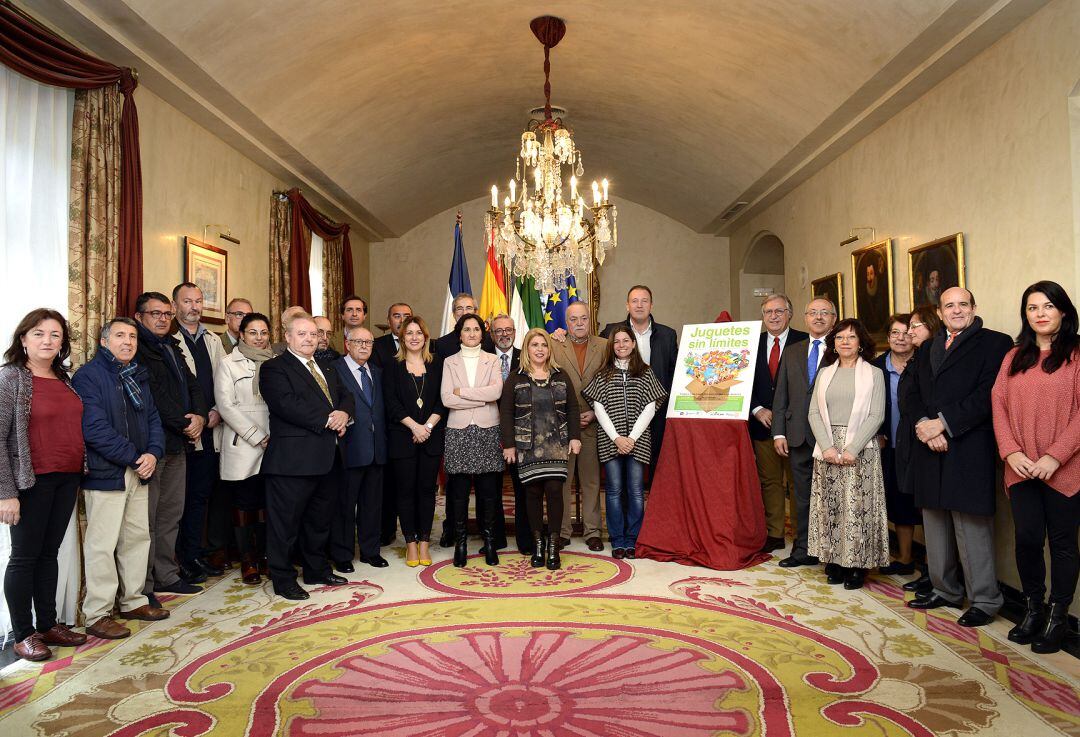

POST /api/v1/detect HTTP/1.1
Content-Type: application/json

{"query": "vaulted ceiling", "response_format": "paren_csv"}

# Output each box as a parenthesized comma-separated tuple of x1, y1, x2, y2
(24, 0, 1049, 240)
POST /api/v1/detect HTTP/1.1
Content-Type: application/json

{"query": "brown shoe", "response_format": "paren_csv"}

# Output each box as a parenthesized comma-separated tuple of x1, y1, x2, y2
(14, 633, 50, 661)
(119, 604, 170, 622)
(586, 537, 604, 552)
(39, 623, 87, 647)
(87, 617, 131, 640)
(241, 559, 261, 585)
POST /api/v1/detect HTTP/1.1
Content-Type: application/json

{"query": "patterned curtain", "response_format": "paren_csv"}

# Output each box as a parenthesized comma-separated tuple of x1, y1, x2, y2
(322, 235, 345, 333)
(67, 86, 121, 367)
(268, 194, 292, 341)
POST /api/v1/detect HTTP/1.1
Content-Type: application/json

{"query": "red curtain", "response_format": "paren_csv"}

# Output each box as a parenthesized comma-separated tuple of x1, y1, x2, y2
(286, 188, 353, 313)
(0, 2, 143, 315)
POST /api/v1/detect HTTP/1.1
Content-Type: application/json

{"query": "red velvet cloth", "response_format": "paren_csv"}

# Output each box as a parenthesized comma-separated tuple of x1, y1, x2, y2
(1, 3, 143, 314)
(636, 418, 770, 569)
(287, 189, 353, 313)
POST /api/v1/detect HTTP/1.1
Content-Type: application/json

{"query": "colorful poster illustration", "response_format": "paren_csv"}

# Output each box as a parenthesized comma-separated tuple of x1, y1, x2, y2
(665, 321, 762, 420)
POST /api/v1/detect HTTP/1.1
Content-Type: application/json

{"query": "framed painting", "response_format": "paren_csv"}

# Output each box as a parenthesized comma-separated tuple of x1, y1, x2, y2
(184, 237, 227, 324)
(908, 233, 965, 310)
(850, 238, 894, 348)
(810, 272, 844, 319)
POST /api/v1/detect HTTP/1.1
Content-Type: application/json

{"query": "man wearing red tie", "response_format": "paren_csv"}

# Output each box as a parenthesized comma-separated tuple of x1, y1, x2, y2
(748, 294, 807, 552)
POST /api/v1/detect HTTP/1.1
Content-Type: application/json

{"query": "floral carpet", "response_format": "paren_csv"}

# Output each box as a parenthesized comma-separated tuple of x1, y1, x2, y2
(1, 541, 1078, 736)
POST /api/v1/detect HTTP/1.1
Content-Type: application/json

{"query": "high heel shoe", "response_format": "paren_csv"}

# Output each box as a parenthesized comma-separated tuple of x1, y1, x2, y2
(418, 541, 432, 566)
(405, 541, 420, 568)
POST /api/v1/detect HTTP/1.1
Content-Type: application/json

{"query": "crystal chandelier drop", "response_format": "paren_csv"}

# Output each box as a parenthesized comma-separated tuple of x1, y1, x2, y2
(486, 16, 617, 295)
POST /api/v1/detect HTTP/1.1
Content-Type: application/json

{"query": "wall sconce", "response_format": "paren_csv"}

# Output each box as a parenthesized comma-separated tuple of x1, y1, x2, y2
(203, 224, 239, 245)
(839, 227, 875, 247)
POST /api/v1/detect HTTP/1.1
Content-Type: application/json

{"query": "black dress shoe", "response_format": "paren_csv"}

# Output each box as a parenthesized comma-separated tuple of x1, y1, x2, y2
(826, 566, 846, 585)
(438, 530, 454, 547)
(843, 568, 866, 590)
(275, 583, 309, 600)
(333, 560, 355, 573)
(778, 554, 819, 568)
(155, 579, 202, 595)
(957, 607, 994, 627)
(879, 561, 917, 576)
(195, 557, 224, 577)
(359, 555, 389, 568)
(760, 536, 785, 553)
(586, 537, 604, 552)
(903, 573, 932, 592)
(907, 594, 963, 610)
(303, 573, 347, 586)
(178, 563, 208, 584)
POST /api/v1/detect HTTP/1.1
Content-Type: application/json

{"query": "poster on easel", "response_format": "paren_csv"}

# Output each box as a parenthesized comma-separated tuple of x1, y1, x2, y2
(665, 322, 763, 420)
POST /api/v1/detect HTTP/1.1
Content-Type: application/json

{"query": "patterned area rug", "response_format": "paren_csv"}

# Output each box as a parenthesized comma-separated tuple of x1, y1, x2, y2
(1, 542, 1078, 736)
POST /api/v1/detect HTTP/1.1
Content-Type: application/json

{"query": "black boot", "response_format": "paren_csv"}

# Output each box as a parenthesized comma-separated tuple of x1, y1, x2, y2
(545, 534, 561, 570)
(1008, 597, 1045, 644)
(453, 520, 468, 568)
(530, 534, 545, 568)
(481, 487, 500, 566)
(1031, 602, 1070, 654)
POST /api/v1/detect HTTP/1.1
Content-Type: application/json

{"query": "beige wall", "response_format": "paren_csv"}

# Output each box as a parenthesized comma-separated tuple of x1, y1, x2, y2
(139, 87, 369, 319)
(728, 0, 1080, 611)
(369, 195, 728, 336)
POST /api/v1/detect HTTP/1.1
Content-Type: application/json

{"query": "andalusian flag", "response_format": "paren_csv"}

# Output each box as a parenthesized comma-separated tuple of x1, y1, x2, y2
(478, 229, 509, 323)
(510, 276, 545, 348)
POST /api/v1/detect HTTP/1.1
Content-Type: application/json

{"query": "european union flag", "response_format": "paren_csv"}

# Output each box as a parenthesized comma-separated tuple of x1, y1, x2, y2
(544, 273, 581, 332)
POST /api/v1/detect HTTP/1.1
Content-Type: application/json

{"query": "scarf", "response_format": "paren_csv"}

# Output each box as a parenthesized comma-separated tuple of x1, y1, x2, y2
(100, 346, 143, 411)
(811, 357, 875, 460)
(236, 342, 274, 398)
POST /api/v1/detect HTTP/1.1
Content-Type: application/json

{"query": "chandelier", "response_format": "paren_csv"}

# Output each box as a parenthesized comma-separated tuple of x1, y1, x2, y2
(485, 16, 617, 295)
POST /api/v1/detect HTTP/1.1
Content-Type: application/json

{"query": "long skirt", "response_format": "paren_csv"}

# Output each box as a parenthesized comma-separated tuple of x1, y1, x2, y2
(808, 426, 890, 569)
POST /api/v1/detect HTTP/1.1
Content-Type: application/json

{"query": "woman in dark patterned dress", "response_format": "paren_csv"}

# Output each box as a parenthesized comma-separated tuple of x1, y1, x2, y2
(500, 328, 581, 570)
(441, 314, 504, 568)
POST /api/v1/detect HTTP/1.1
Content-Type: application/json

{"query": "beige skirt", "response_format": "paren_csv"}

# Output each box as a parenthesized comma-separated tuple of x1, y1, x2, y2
(808, 426, 890, 569)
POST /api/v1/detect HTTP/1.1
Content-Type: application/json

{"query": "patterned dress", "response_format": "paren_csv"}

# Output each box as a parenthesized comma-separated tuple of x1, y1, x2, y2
(500, 370, 581, 484)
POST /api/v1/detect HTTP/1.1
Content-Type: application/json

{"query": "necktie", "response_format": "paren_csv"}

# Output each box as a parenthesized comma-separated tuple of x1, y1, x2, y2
(945, 331, 958, 350)
(500, 353, 510, 380)
(807, 340, 821, 385)
(307, 360, 332, 403)
(768, 336, 781, 380)
(359, 365, 373, 404)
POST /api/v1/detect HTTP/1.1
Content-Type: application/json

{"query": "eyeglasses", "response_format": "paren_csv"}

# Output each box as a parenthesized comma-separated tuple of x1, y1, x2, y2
(888, 330, 908, 337)
(805, 310, 835, 317)
(763, 308, 790, 317)
(492, 328, 515, 336)
(346, 339, 374, 347)
(226, 311, 250, 319)
(908, 322, 926, 332)
(244, 330, 270, 337)
(140, 310, 175, 320)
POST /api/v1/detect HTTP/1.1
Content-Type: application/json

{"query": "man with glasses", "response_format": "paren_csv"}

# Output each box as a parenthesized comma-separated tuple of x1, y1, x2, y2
(133, 292, 207, 600)
(313, 316, 342, 362)
(749, 294, 808, 553)
(221, 299, 253, 352)
(772, 298, 837, 567)
(433, 293, 495, 359)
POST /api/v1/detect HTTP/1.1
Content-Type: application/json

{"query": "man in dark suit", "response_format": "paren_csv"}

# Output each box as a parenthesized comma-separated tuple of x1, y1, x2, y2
(771, 297, 836, 567)
(491, 314, 532, 553)
(332, 326, 389, 570)
(903, 288, 1012, 627)
(748, 293, 808, 553)
(259, 314, 354, 600)
(433, 293, 495, 358)
(370, 302, 412, 370)
(600, 285, 679, 474)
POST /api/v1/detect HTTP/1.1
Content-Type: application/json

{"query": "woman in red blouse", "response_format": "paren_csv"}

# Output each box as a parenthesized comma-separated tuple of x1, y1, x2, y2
(992, 281, 1080, 654)
(0, 309, 87, 661)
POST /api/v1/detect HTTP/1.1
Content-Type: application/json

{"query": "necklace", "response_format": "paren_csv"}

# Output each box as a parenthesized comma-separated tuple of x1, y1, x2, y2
(411, 371, 426, 408)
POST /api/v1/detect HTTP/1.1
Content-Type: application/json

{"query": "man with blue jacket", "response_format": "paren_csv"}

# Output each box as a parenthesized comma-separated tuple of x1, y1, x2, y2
(332, 326, 389, 569)
(73, 318, 168, 640)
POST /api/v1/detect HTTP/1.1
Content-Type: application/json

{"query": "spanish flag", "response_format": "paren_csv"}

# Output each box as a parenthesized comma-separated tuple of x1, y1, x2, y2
(478, 228, 509, 323)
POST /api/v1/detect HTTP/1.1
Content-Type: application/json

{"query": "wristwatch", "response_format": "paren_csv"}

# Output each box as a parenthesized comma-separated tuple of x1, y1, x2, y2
(425, 422, 434, 430)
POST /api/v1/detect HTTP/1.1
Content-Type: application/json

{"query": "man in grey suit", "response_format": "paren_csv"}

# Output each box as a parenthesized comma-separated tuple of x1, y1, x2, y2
(771, 297, 837, 567)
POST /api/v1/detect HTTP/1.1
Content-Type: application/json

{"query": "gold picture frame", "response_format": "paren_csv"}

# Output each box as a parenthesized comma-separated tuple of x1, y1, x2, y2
(184, 237, 228, 325)
(908, 233, 965, 310)
(850, 238, 894, 348)
(811, 272, 844, 319)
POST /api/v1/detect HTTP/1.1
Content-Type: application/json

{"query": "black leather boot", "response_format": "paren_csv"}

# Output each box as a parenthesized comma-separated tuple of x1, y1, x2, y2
(1007, 597, 1045, 644)
(1031, 602, 1069, 654)
(545, 534, 561, 570)
(530, 535, 545, 568)
(453, 520, 468, 568)
(482, 531, 500, 566)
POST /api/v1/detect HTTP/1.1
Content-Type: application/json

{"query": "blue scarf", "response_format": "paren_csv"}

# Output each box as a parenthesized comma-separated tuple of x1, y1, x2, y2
(100, 346, 144, 410)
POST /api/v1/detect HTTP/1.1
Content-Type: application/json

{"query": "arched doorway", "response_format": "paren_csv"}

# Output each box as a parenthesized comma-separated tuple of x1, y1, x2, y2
(739, 232, 786, 319)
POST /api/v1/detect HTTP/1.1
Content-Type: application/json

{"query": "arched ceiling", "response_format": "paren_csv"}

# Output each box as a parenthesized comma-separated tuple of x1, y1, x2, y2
(24, 0, 1048, 239)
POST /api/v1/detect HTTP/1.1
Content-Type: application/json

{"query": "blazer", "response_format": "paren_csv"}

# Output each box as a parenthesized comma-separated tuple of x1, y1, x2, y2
(173, 325, 226, 452)
(771, 337, 818, 448)
(135, 323, 206, 454)
(441, 350, 503, 429)
(334, 357, 388, 468)
(383, 356, 446, 459)
(550, 335, 607, 436)
(434, 330, 496, 360)
(900, 318, 1013, 515)
(214, 347, 271, 481)
(369, 333, 399, 370)
(748, 328, 808, 441)
(601, 316, 679, 393)
(258, 351, 354, 477)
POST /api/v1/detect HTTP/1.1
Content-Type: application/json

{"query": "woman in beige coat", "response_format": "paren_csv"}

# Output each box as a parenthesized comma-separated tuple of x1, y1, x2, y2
(214, 313, 272, 583)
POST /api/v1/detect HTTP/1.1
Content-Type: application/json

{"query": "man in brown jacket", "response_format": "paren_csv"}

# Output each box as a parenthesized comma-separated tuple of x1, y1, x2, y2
(550, 301, 608, 550)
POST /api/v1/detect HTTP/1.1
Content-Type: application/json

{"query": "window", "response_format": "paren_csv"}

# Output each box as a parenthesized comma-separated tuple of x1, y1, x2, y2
(308, 232, 324, 317)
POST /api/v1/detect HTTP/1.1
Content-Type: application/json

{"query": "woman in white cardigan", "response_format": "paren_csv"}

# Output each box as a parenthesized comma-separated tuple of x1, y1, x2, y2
(441, 314, 504, 568)
(807, 318, 889, 590)
(214, 313, 272, 584)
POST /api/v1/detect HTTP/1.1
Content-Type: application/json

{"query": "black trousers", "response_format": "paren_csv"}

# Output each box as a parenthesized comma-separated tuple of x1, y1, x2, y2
(264, 462, 339, 587)
(788, 442, 814, 558)
(176, 448, 217, 566)
(525, 478, 564, 538)
(4, 472, 80, 642)
(447, 471, 501, 533)
(331, 464, 384, 561)
(1011, 479, 1080, 605)
(393, 453, 441, 542)
(442, 474, 508, 549)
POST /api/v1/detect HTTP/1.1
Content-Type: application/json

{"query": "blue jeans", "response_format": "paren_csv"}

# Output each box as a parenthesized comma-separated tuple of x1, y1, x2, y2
(604, 456, 645, 550)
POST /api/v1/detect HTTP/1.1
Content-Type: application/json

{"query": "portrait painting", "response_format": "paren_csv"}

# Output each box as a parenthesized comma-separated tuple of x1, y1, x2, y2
(810, 272, 844, 319)
(184, 237, 228, 324)
(908, 233, 965, 310)
(850, 238, 894, 348)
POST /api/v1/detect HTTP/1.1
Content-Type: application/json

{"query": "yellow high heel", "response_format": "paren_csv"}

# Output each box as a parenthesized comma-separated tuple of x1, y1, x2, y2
(418, 541, 432, 566)
(405, 541, 420, 568)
